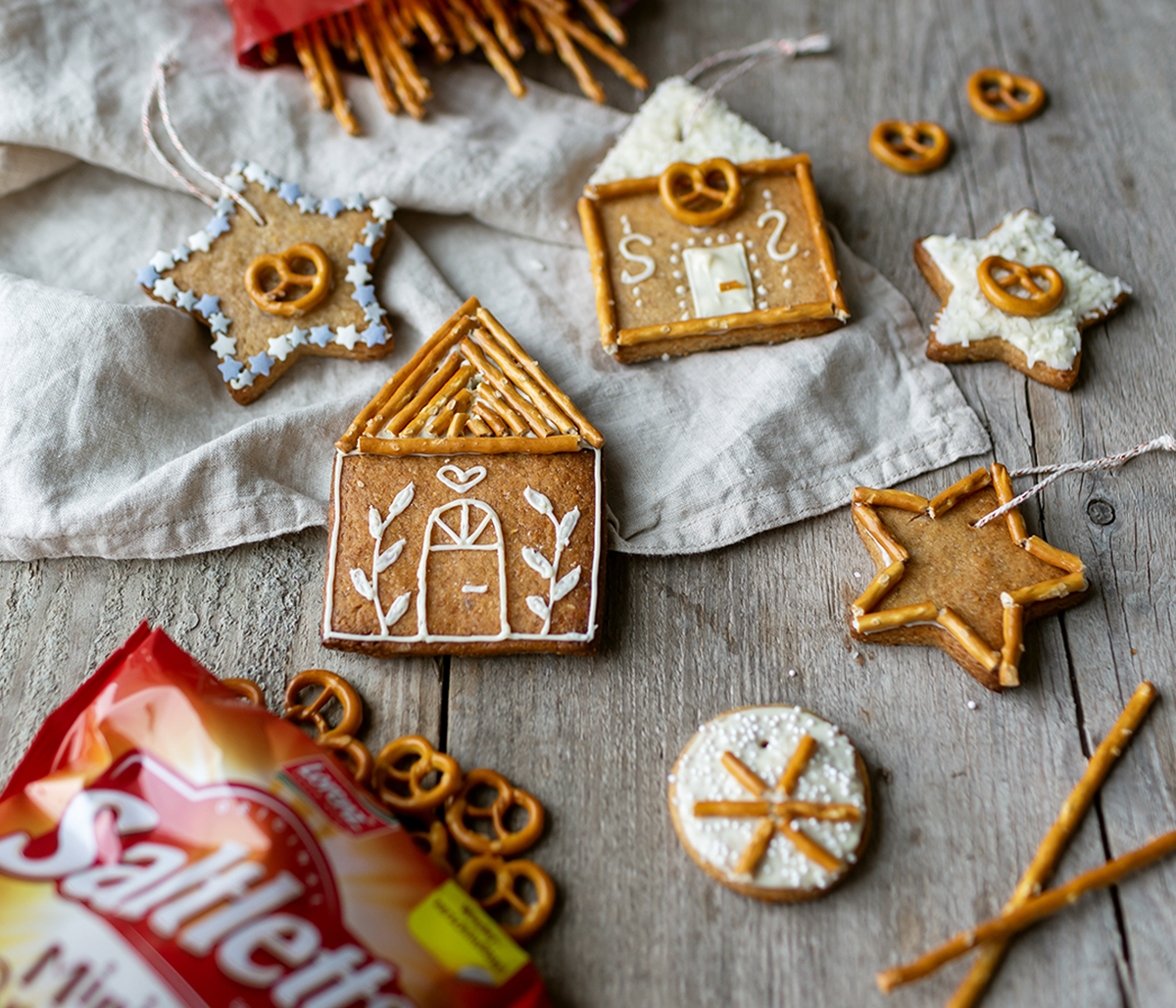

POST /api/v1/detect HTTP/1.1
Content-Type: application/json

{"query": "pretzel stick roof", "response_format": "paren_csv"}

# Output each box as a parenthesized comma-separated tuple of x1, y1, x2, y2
(336, 297, 603, 453)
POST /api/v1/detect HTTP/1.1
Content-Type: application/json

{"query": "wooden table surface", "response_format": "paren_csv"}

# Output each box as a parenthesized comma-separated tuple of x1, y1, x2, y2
(4, 1, 1176, 1005)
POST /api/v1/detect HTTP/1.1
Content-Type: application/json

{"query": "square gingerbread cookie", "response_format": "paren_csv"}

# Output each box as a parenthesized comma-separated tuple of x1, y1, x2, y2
(323, 297, 606, 657)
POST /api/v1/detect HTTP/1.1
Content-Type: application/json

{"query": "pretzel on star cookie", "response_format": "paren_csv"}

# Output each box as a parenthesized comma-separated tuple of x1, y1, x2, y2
(456, 853, 555, 942)
(657, 158, 743, 227)
(967, 68, 1046, 123)
(976, 255, 1065, 317)
(372, 734, 463, 813)
(244, 243, 333, 317)
(445, 768, 545, 857)
(869, 120, 951, 174)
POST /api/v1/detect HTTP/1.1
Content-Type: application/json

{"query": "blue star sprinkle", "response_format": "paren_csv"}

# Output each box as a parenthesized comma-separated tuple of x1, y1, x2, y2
(171, 245, 190, 263)
(348, 243, 373, 264)
(136, 265, 160, 287)
(361, 221, 385, 244)
(194, 294, 221, 318)
(353, 285, 377, 307)
(319, 197, 345, 219)
(249, 351, 274, 376)
(309, 326, 334, 347)
(279, 181, 302, 205)
(345, 193, 367, 211)
(363, 324, 388, 347)
(218, 359, 244, 381)
(288, 326, 309, 347)
(214, 198, 235, 215)
(205, 215, 231, 238)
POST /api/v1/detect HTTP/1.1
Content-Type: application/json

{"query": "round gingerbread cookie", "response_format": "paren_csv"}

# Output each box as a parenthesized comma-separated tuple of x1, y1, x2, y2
(668, 704, 871, 901)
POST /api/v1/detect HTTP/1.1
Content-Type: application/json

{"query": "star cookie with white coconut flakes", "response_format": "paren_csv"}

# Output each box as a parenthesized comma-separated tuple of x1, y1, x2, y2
(138, 161, 396, 405)
(914, 209, 1129, 390)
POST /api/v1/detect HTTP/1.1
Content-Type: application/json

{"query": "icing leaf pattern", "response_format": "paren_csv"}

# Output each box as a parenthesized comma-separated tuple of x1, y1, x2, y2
(522, 485, 583, 635)
(352, 482, 415, 635)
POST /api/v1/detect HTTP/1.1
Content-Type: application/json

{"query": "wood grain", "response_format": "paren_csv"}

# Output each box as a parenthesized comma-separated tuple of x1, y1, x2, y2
(3, 1, 1175, 1006)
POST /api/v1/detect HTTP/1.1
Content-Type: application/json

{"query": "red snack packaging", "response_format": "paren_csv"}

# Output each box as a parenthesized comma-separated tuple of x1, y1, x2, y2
(223, 0, 357, 65)
(0, 625, 549, 1008)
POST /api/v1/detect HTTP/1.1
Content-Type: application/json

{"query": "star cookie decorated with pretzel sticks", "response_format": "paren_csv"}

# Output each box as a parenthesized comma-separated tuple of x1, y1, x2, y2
(139, 161, 395, 404)
(915, 209, 1128, 389)
(669, 704, 871, 902)
(848, 463, 1088, 691)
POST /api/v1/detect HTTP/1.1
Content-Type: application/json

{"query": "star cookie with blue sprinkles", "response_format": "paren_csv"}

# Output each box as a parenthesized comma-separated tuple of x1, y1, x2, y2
(139, 161, 396, 405)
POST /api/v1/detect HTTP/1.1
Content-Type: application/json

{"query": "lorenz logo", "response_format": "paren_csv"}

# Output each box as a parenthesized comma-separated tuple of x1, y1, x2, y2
(0, 754, 414, 1008)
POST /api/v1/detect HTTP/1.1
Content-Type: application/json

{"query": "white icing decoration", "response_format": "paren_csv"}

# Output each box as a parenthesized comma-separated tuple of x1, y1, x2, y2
(522, 488, 581, 636)
(683, 245, 754, 318)
(436, 464, 487, 493)
(416, 499, 510, 637)
(672, 706, 867, 892)
(589, 76, 791, 185)
(349, 482, 415, 635)
(921, 210, 1128, 370)
(757, 209, 799, 263)
(323, 448, 603, 645)
(618, 233, 656, 285)
(462, 584, 489, 594)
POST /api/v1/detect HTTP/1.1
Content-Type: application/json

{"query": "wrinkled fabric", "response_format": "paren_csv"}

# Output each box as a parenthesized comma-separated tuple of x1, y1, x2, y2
(0, 0, 988, 560)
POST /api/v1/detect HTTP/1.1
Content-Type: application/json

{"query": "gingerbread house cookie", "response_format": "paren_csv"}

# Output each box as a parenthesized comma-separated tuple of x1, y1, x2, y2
(915, 210, 1129, 389)
(139, 161, 396, 404)
(578, 77, 848, 364)
(669, 704, 871, 902)
(323, 297, 605, 657)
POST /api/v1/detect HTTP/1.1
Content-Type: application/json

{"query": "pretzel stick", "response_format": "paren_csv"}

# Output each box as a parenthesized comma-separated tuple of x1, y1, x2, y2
(990, 463, 1028, 544)
(855, 601, 938, 633)
(308, 20, 360, 134)
(879, 827, 1176, 993)
(449, 0, 527, 97)
(466, 414, 493, 437)
(1024, 535, 1084, 573)
(476, 308, 605, 447)
(851, 504, 909, 563)
(999, 603, 1024, 687)
(472, 399, 509, 436)
(695, 800, 771, 817)
(385, 354, 464, 434)
(350, 7, 401, 113)
(259, 40, 280, 65)
(370, 0, 431, 110)
(928, 468, 992, 518)
(459, 340, 555, 436)
(322, 14, 344, 49)
(851, 487, 929, 512)
(578, 0, 627, 44)
(519, 6, 554, 52)
(475, 391, 528, 436)
(468, 328, 576, 434)
(721, 751, 768, 794)
(782, 802, 860, 822)
(778, 734, 817, 794)
(736, 819, 776, 876)
(548, 17, 605, 102)
(480, 0, 526, 58)
(524, 0, 647, 89)
(437, 0, 478, 53)
(405, 0, 453, 58)
(424, 400, 457, 436)
(334, 13, 361, 62)
(935, 608, 1000, 673)
(383, 0, 417, 45)
(780, 821, 842, 872)
(1003, 571, 1086, 606)
(359, 434, 580, 455)
(852, 559, 905, 616)
(292, 27, 331, 109)
(399, 362, 476, 436)
(945, 680, 1158, 1008)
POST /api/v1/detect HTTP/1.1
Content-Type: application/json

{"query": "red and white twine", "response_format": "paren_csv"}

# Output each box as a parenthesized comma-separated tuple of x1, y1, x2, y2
(973, 434, 1176, 528)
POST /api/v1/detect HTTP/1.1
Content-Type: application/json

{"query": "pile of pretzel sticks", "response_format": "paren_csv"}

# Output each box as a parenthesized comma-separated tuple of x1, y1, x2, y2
(259, 0, 648, 134)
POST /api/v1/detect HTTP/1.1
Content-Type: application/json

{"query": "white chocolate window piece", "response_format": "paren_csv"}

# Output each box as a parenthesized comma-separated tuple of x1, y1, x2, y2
(683, 245, 754, 319)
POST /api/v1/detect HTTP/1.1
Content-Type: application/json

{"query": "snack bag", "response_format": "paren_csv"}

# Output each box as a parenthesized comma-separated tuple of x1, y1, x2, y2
(0, 625, 548, 1008)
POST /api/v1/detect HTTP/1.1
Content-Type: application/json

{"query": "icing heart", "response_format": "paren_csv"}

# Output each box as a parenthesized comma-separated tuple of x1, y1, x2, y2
(436, 465, 487, 493)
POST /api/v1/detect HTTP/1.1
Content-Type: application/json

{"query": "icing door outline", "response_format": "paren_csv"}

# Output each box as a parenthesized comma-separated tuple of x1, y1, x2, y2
(416, 498, 510, 639)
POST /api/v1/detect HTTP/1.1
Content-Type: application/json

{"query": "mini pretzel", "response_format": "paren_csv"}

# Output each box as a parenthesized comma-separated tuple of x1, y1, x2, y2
(977, 255, 1065, 316)
(456, 854, 555, 942)
(445, 768, 545, 857)
(244, 242, 333, 317)
(658, 158, 743, 227)
(372, 735, 463, 813)
(318, 733, 374, 788)
(221, 677, 266, 706)
(283, 668, 364, 743)
(407, 816, 452, 872)
(967, 68, 1046, 123)
(869, 120, 951, 174)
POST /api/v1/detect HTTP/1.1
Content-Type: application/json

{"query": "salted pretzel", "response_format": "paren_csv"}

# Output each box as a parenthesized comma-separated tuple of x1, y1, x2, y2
(372, 735, 463, 813)
(221, 677, 266, 706)
(283, 668, 364, 743)
(445, 768, 545, 857)
(869, 120, 951, 174)
(244, 242, 333, 317)
(456, 854, 555, 943)
(977, 255, 1065, 317)
(967, 68, 1046, 123)
(657, 158, 743, 227)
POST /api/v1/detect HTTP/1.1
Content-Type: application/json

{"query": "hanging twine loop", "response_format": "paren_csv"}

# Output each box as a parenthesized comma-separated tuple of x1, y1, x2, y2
(973, 435, 1176, 528)
(680, 33, 832, 138)
(142, 55, 264, 225)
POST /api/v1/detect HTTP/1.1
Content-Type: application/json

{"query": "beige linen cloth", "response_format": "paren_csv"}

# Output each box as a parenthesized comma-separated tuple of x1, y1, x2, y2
(0, 0, 988, 560)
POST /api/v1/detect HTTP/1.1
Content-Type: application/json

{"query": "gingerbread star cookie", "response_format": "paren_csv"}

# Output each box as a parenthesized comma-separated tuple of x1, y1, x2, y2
(848, 464, 1088, 691)
(669, 704, 871, 902)
(915, 209, 1128, 389)
(138, 161, 395, 404)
